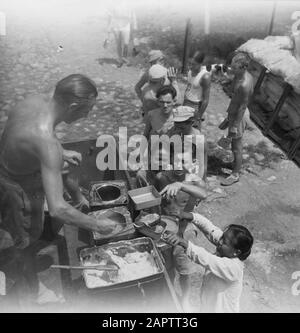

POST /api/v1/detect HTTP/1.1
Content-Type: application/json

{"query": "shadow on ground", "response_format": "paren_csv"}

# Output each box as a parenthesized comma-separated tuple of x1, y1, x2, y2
(243, 140, 285, 169)
(206, 138, 285, 177)
(97, 57, 120, 66)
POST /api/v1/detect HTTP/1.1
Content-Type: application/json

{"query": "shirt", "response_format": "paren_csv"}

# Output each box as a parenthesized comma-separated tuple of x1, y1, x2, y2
(187, 213, 244, 313)
(184, 67, 209, 103)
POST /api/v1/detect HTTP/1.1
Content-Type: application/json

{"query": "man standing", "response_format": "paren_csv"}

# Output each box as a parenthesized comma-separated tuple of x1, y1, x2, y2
(0, 74, 113, 303)
(106, 1, 137, 67)
(183, 52, 211, 130)
(134, 50, 166, 100)
(139, 64, 179, 118)
(219, 53, 254, 186)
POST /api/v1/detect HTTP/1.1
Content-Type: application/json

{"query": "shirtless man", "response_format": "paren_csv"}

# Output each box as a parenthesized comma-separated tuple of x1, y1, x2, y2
(219, 53, 254, 186)
(138, 64, 179, 118)
(0, 74, 113, 303)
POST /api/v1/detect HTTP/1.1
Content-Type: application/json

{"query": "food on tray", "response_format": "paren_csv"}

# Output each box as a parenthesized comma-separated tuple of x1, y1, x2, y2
(89, 210, 126, 235)
(154, 225, 164, 233)
(139, 213, 160, 226)
(83, 248, 158, 288)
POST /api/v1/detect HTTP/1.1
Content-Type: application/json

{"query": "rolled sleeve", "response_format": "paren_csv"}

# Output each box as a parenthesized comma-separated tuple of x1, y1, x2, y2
(191, 213, 223, 245)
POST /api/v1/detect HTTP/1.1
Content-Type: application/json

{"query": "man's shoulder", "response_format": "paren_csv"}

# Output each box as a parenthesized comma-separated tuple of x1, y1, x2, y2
(201, 71, 211, 82)
(148, 108, 160, 117)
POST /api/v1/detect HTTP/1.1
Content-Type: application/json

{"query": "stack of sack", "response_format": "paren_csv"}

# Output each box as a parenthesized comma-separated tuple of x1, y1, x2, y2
(238, 36, 300, 94)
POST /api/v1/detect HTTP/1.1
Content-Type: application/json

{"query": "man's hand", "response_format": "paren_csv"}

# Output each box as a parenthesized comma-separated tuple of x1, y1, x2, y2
(62, 150, 82, 166)
(160, 182, 182, 199)
(167, 67, 178, 82)
(162, 231, 188, 249)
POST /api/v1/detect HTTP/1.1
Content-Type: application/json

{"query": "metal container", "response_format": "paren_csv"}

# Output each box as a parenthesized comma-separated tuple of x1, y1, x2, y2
(89, 180, 128, 209)
(79, 237, 164, 291)
(134, 213, 167, 241)
(128, 186, 161, 210)
(89, 206, 136, 245)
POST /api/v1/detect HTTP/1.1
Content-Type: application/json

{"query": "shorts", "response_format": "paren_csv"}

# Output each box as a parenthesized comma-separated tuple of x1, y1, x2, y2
(162, 216, 202, 275)
(229, 109, 248, 139)
(0, 172, 45, 251)
(183, 99, 204, 120)
(113, 23, 131, 45)
(173, 223, 202, 275)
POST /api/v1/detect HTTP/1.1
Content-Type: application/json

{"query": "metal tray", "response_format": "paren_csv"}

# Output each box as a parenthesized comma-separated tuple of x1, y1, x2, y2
(128, 186, 161, 210)
(79, 237, 164, 291)
(89, 180, 128, 209)
(89, 206, 135, 244)
(134, 213, 167, 241)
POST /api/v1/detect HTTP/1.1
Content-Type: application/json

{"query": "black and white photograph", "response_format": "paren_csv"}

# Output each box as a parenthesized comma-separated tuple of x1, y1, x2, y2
(0, 0, 300, 315)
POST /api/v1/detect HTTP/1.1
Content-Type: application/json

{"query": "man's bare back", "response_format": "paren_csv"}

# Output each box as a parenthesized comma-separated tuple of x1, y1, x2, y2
(0, 95, 62, 177)
(0, 75, 114, 249)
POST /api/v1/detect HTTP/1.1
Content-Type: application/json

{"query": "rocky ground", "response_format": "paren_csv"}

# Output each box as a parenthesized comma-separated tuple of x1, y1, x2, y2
(0, 14, 300, 313)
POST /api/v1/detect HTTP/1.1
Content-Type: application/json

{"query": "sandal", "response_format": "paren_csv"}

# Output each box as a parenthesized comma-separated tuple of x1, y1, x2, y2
(221, 174, 239, 186)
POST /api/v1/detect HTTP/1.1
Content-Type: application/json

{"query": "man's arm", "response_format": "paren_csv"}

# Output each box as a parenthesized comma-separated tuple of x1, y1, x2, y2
(160, 180, 207, 201)
(198, 73, 211, 118)
(227, 84, 249, 136)
(36, 138, 114, 233)
(167, 67, 181, 103)
(135, 72, 148, 100)
(143, 113, 152, 140)
(182, 181, 207, 199)
(203, 137, 208, 180)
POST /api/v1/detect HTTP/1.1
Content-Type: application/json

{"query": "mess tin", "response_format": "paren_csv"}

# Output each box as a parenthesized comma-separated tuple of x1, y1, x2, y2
(133, 213, 167, 241)
(89, 180, 128, 209)
(128, 186, 161, 210)
(89, 206, 136, 245)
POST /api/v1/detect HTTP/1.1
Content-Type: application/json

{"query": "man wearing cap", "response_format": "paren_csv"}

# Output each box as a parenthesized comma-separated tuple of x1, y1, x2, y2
(157, 105, 208, 311)
(134, 50, 166, 100)
(139, 64, 179, 118)
(136, 85, 177, 190)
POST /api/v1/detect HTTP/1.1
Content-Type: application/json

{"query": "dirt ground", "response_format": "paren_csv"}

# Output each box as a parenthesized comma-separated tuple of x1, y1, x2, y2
(0, 15, 300, 313)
